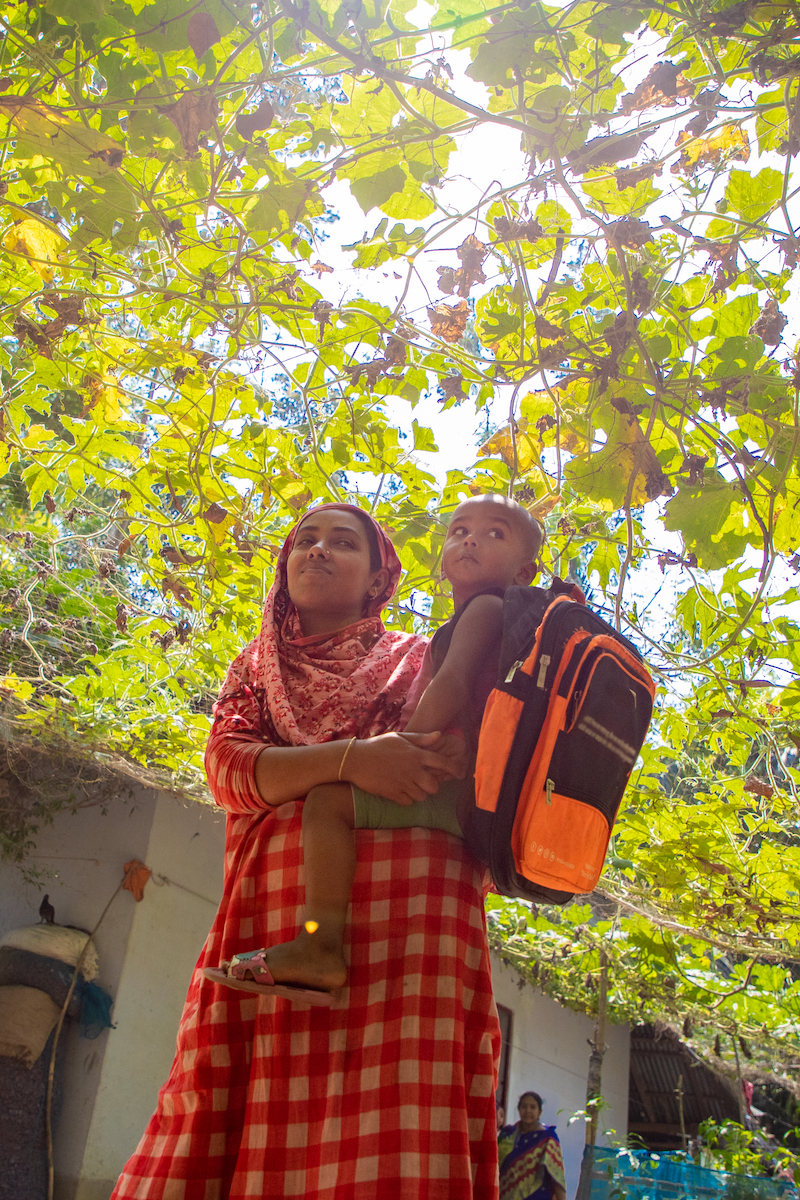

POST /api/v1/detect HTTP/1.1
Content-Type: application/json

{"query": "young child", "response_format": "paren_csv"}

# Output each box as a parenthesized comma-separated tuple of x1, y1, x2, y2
(221, 493, 543, 996)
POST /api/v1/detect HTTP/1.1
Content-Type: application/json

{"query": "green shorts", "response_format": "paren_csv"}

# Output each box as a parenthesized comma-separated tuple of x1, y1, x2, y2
(352, 776, 465, 839)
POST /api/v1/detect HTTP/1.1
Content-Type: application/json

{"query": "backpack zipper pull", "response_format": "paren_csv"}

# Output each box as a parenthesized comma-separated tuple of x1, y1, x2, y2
(505, 659, 524, 683)
(545, 778, 554, 805)
(536, 654, 551, 689)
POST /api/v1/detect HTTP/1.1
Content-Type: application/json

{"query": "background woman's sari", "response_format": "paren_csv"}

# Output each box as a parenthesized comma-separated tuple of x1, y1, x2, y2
(497, 1125, 566, 1200)
(111, 507, 502, 1200)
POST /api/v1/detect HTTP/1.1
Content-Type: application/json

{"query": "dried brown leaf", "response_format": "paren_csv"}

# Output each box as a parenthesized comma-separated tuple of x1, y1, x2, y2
(161, 545, 202, 566)
(441, 374, 465, 401)
(13, 315, 52, 358)
(615, 163, 662, 190)
(235, 98, 274, 141)
(567, 132, 646, 173)
(607, 217, 653, 249)
(312, 299, 333, 339)
(535, 315, 565, 340)
(187, 11, 220, 60)
(684, 90, 719, 138)
(287, 488, 312, 511)
(202, 502, 228, 524)
(494, 215, 543, 242)
(619, 61, 693, 115)
(161, 573, 193, 607)
(164, 88, 219, 155)
(437, 234, 489, 298)
(115, 603, 128, 633)
(427, 299, 468, 343)
(385, 336, 407, 367)
(750, 298, 788, 345)
(744, 776, 774, 799)
(602, 311, 634, 358)
(775, 234, 800, 268)
(632, 270, 653, 312)
(681, 454, 708, 485)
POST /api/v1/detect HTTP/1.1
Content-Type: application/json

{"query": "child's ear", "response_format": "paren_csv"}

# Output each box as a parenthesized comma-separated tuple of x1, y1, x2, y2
(514, 560, 538, 587)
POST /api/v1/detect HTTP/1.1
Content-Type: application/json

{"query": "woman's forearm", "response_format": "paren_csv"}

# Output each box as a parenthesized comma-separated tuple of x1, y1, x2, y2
(254, 741, 351, 806)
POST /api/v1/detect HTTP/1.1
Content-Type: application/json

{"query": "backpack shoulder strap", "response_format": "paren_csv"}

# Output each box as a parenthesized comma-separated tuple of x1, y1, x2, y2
(497, 577, 585, 681)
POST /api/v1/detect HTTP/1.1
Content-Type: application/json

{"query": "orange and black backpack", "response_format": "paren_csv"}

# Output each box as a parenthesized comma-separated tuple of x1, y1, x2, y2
(470, 579, 655, 903)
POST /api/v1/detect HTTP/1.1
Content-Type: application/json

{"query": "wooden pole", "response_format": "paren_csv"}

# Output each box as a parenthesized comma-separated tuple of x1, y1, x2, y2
(676, 1073, 686, 1152)
(731, 1034, 746, 1125)
(574, 950, 608, 1200)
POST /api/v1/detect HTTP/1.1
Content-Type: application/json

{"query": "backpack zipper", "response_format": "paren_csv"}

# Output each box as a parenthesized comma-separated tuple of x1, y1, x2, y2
(536, 654, 551, 688)
(505, 659, 524, 683)
(545, 778, 554, 805)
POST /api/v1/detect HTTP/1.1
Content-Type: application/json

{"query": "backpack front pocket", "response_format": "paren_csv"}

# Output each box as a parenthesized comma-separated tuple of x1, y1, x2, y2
(513, 788, 611, 893)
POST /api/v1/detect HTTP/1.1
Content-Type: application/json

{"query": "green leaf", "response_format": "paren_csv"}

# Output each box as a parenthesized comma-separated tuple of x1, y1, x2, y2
(664, 475, 749, 569)
(724, 168, 783, 223)
(349, 165, 408, 213)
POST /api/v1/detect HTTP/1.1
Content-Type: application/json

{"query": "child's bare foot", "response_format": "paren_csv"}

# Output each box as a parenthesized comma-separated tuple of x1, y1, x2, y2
(231, 929, 347, 993)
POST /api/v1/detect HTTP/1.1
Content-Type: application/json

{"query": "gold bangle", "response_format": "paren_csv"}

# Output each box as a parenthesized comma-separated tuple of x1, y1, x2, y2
(338, 736, 357, 782)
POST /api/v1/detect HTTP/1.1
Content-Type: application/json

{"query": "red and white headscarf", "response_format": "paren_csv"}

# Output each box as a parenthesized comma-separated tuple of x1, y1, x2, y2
(213, 504, 427, 747)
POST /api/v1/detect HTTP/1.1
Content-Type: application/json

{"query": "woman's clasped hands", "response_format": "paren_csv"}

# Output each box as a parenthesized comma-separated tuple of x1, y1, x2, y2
(342, 731, 467, 806)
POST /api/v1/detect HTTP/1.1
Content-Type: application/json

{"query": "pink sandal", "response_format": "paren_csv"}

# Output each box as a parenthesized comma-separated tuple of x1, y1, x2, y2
(203, 949, 334, 1007)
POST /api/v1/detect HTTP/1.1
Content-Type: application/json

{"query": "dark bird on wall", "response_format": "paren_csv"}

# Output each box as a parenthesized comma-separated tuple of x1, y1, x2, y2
(38, 894, 55, 924)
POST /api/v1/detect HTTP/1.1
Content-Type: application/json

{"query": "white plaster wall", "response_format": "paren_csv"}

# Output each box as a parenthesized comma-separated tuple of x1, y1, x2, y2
(0, 784, 226, 1200)
(74, 791, 226, 1200)
(0, 783, 157, 1190)
(491, 952, 630, 1200)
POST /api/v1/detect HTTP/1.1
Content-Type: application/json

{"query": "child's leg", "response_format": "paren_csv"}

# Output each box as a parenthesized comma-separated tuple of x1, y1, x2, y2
(227, 783, 354, 993)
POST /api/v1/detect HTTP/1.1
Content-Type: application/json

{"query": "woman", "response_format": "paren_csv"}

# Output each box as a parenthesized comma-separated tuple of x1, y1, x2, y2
(111, 504, 502, 1200)
(498, 1092, 567, 1200)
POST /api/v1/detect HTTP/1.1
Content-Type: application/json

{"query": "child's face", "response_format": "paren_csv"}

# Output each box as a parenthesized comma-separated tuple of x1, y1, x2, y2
(441, 499, 537, 593)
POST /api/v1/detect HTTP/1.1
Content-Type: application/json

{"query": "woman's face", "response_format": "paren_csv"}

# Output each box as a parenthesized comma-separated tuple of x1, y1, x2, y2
(286, 508, 388, 636)
(518, 1096, 541, 1128)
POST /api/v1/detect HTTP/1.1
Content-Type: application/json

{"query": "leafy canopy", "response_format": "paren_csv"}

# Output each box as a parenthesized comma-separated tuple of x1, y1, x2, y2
(1, 0, 800, 1066)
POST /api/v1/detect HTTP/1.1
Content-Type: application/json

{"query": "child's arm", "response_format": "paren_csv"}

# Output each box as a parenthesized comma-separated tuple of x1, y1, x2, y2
(404, 593, 504, 735)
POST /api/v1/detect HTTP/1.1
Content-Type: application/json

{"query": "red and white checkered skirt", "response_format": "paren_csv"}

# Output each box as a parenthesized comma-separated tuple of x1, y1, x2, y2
(111, 802, 501, 1200)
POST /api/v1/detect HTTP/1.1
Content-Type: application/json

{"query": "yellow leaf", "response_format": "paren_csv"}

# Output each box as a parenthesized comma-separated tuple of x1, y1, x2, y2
(100, 387, 123, 424)
(526, 492, 561, 521)
(565, 412, 672, 509)
(1, 96, 124, 177)
(3, 217, 67, 281)
(477, 420, 539, 471)
(674, 125, 750, 173)
(0, 674, 34, 701)
(85, 374, 125, 424)
(207, 513, 233, 545)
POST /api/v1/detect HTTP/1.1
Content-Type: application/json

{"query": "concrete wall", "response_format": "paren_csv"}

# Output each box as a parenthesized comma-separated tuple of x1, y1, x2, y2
(0, 785, 226, 1200)
(491, 953, 630, 1200)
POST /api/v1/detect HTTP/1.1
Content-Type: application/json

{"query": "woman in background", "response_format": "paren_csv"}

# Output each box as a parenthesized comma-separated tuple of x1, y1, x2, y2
(498, 1091, 567, 1200)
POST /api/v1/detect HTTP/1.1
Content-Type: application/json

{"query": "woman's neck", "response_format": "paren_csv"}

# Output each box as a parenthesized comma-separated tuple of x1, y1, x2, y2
(296, 608, 366, 637)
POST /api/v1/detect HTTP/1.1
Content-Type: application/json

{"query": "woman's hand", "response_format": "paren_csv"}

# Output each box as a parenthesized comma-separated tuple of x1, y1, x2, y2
(343, 732, 465, 805)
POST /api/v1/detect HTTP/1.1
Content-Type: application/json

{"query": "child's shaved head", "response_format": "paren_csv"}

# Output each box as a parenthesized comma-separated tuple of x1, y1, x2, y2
(442, 493, 543, 607)
(448, 494, 544, 561)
